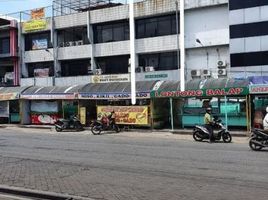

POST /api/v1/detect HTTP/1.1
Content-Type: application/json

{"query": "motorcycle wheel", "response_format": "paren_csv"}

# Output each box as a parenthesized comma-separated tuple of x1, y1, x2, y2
(91, 126, 101, 135)
(55, 126, 62, 132)
(114, 124, 120, 133)
(193, 130, 203, 141)
(249, 138, 263, 151)
(222, 132, 232, 143)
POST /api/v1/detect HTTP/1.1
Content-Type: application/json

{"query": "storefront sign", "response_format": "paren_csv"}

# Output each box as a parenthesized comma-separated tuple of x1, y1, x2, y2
(0, 93, 18, 101)
(151, 87, 248, 98)
(79, 92, 149, 99)
(0, 101, 9, 117)
(34, 68, 49, 77)
(91, 74, 130, 83)
(145, 74, 168, 79)
(31, 8, 45, 19)
(249, 85, 268, 94)
(32, 39, 48, 50)
(21, 94, 76, 100)
(97, 106, 149, 125)
(23, 19, 47, 32)
(31, 113, 60, 124)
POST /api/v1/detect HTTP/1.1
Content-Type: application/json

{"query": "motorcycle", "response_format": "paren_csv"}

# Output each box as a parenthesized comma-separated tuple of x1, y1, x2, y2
(55, 115, 83, 132)
(91, 119, 120, 135)
(193, 118, 232, 143)
(249, 128, 268, 151)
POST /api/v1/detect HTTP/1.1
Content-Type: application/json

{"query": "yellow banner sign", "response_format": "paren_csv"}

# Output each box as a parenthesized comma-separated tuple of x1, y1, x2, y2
(0, 93, 18, 101)
(97, 106, 149, 125)
(31, 8, 45, 20)
(23, 19, 47, 32)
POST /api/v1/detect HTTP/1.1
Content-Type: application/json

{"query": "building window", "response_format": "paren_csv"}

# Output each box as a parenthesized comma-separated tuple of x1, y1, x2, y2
(139, 52, 178, 71)
(95, 55, 129, 74)
(0, 38, 10, 54)
(94, 20, 129, 43)
(61, 59, 91, 77)
(136, 14, 178, 39)
(27, 62, 54, 77)
(25, 32, 51, 51)
(57, 27, 89, 47)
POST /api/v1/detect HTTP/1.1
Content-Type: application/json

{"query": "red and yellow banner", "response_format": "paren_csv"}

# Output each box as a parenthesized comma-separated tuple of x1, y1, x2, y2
(97, 106, 149, 125)
(31, 8, 45, 20)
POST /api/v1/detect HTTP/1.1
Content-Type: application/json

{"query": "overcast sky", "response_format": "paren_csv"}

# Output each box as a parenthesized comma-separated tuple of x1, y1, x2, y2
(0, 0, 51, 14)
(0, 0, 129, 15)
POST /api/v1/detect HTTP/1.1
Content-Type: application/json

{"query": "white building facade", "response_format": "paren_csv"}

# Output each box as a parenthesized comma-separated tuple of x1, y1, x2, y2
(20, 0, 230, 87)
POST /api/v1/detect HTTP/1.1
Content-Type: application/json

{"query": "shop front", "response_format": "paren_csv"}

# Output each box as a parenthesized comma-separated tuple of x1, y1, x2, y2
(249, 78, 268, 129)
(0, 87, 29, 124)
(151, 78, 250, 130)
(20, 85, 81, 125)
(78, 81, 157, 127)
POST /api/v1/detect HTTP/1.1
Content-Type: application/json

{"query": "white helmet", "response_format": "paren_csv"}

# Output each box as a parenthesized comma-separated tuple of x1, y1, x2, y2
(266, 106, 268, 113)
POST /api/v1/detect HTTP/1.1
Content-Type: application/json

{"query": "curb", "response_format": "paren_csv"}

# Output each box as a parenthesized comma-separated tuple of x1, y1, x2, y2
(0, 184, 94, 200)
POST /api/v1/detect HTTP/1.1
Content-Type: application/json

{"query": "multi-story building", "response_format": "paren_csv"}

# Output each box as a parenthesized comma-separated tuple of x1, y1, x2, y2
(0, 16, 19, 86)
(229, 0, 268, 77)
(19, 0, 229, 87)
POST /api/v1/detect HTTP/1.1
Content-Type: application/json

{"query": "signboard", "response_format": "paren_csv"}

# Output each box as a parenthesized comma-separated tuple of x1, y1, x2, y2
(31, 113, 60, 124)
(79, 92, 149, 100)
(34, 68, 49, 77)
(21, 94, 76, 100)
(151, 87, 248, 98)
(23, 19, 47, 32)
(31, 8, 45, 19)
(0, 93, 18, 101)
(145, 74, 168, 79)
(0, 101, 9, 117)
(80, 107, 86, 125)
(91, 74, 130, 83)
(32, 39, 48, 50)
(97, 106, 149, 125)
(249, 84, 268, 94)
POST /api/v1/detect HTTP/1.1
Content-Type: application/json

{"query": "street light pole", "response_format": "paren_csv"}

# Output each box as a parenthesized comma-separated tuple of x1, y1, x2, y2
(179, 0, 185, 91)
(196, 39, 209, 70)
(129, 0, 136, 105)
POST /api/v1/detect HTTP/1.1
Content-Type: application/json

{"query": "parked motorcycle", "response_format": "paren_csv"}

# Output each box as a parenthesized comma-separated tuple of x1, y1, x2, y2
(91, 120, 120, 135)
(55, 115, 83, 132)
(193, 118, 232, 143)
(249, 128, 268, 151)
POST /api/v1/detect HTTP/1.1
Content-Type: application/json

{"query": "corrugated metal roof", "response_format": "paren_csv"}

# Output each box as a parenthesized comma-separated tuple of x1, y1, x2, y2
(22, 85, 83, 95)
(157, 81, 180, 91)
(0, 86, 29, 94)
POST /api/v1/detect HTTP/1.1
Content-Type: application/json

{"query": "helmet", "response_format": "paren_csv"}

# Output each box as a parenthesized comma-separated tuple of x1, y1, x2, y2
(266, 107, 268, 113)
(206, 107, 212, 112)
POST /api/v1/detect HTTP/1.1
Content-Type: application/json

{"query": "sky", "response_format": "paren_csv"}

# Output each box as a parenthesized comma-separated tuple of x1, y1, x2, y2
(0, 0, 51, 14)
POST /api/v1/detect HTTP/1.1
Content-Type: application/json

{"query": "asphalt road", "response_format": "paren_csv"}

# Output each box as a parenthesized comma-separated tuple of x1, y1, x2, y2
(0, 127, 267, 200)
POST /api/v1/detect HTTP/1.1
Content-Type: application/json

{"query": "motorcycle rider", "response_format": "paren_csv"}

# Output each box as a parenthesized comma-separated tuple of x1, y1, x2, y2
(108, 110, 116, 126)
(204, 107, 214, 143)
(263, 107, 268, 131)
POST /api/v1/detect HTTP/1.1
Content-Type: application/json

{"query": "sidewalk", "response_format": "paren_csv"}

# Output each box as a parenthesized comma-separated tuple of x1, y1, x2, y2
(0, 124, 249, 137)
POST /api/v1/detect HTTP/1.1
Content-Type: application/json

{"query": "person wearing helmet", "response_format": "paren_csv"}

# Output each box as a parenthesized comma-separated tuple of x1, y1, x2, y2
(204, 107, 214, 143)
(263, 107, 268, 130)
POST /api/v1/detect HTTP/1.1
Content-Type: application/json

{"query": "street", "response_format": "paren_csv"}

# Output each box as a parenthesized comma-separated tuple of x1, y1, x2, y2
(0, 127, 267, 200)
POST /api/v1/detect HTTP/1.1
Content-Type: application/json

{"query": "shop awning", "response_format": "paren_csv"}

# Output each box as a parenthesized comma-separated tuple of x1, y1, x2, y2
(151, 78, 249, 98)
(79, 81, 158, 99)
(20, 85, 83, 100)
(0, 87, 29, 101)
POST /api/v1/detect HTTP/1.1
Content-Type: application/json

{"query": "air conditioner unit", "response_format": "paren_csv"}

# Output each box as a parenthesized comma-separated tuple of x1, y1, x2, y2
(59, 42, 64, 47)
(69, 41, 75, 46)
(218, 69, 227, 76)
(76, 40, 83, 46)
(202, 69, 211, 76)
(4, 72, 14, 82)
(217, 60, 227, 68)
(145, 66, 154, 72)
(95, 69, 102, 75)
(191, 70, 201, 77)
(135, 66, 144, 73)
